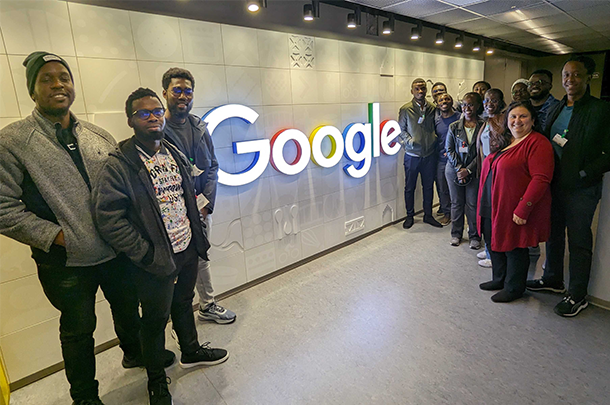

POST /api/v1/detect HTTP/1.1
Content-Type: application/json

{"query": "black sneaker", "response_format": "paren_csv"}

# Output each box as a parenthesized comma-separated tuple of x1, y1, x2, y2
(423, 215, 442, 228)
(526, 279, 566, 293)
(180, 342, 229, 369)
(402, 216, 414, 229)
(122, 350, 176, 369)
(72, 399, 104, 405)
(554, 296, 588, 317)
(148, 377, 173, 405)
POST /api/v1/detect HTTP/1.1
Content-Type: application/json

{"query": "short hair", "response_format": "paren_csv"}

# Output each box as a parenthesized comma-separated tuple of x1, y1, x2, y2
(125, 87, 164, 118)
(462, 91, 482, 106)
(485, 88, 506, 111)
(412, 78, 426, 87)
(432, 82, 447, 90)
(564, 55, 596, 75)
(505, 100, 538, 130)
(162, 67, 195, 90)
(473, 81, 491, 91)
(530, 69, 553, 82)
(437, 92, 453, 102)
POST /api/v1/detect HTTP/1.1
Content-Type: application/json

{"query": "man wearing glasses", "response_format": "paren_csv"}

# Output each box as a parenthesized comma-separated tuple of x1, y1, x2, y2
(528, 69, 559, 131)
(161, 68, 236, 325)
(92, 88, 229, 405)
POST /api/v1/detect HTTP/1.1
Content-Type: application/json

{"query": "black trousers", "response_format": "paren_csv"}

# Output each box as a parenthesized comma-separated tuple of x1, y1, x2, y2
(37, 255, 141, 402)
(130, 242, 200, 383)
(543, 183, 602, 300)
(481, 217, 530, 294)
(404, 154, 436, 217)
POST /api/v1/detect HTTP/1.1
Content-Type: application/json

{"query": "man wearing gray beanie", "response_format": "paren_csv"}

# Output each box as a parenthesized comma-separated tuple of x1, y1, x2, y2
(0, 52, 153, 405)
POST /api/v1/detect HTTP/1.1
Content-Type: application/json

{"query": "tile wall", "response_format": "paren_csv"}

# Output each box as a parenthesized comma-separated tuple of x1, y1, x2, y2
(0, 0, 484, 383)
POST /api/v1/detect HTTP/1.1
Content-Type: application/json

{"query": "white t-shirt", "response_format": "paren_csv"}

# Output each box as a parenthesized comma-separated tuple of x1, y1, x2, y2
(137, 145, 192, 253)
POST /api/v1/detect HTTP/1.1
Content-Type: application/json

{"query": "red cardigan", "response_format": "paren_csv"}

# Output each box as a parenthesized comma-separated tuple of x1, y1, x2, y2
(477, 131, 554, 252)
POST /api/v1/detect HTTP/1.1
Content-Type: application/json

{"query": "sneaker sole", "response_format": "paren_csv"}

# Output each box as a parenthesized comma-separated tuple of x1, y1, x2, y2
(554, 301, 588, 317)
(179, 351, 230, 369)
(198, 314, 237, 324)
(526, 286, 567, 294)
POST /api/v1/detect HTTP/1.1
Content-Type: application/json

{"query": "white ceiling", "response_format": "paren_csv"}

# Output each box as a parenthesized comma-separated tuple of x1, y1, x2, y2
(348, 0, 610, 54)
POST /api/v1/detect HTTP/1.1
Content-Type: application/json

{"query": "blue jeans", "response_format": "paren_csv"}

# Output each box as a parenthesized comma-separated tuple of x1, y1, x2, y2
(435, 159, 451, 216)
(445, 164, 480, 240)
(403, 154, 437, 217)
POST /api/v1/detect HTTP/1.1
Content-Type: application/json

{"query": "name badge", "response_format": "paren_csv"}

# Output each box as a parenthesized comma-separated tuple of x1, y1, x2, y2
(417, 116, 424, 124)
(458, 145, 469, 153)
(552, 134, 568, 147)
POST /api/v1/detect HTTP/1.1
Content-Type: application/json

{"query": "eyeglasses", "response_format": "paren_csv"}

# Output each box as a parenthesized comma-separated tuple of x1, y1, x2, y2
(483, 99, 499, 104)
(171, 87, 193, 97)
(528, 79, 550, 87)
(132, 108, 165, 120)
(461, 103, 476, 108)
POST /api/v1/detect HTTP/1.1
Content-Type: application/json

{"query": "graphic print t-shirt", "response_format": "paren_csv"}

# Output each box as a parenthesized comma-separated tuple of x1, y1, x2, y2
(137, 144, 192, 253)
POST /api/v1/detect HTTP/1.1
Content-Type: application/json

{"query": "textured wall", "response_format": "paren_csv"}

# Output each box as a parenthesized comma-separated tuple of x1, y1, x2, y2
(0, 0, 483, 383)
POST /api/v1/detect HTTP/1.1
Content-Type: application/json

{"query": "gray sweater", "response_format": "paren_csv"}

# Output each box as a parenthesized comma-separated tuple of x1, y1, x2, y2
(0, 110, 117, 267)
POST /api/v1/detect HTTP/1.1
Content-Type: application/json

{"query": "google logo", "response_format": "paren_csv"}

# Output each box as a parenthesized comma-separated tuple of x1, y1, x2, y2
(203, 103, 402, 186)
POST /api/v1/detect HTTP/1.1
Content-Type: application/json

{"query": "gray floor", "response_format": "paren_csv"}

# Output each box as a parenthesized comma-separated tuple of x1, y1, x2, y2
(10, 214, 610, 405)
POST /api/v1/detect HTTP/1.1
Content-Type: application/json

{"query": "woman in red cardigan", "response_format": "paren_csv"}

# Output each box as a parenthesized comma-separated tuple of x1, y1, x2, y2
(477, 100, 554, 302)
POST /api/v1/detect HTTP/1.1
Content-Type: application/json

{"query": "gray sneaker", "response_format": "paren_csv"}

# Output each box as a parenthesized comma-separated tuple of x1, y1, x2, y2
(198, 303, 236, 324)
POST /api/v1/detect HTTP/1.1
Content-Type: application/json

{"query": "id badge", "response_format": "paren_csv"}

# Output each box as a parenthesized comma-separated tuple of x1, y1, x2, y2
(552, 134, 568, 147)
(417, 116, 424, 124)
(458, 144, 469, 153)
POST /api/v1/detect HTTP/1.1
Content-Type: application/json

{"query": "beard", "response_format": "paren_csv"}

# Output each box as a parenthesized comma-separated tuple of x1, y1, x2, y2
(169, 102, 191, 120)
(529, 91, 546, 101)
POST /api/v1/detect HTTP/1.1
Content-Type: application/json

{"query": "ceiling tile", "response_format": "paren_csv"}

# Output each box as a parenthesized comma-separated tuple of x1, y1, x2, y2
(420, 7, 479, 24)
(510, 14, 576, 30)
(489, 4, 561, 24)
(548, 0, 609, 13)
(525, 20, 587, 35)
(441, 0, 487, 6)
(347, 0, 406, 9)
(569, 3, 610, 26)
(464, 0, 544, 16)
(384, 0, 455, 17)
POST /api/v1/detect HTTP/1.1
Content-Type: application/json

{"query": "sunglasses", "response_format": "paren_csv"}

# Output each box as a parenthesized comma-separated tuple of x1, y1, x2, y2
(132, 108, 165, 120)
(171, 87, 193, 97)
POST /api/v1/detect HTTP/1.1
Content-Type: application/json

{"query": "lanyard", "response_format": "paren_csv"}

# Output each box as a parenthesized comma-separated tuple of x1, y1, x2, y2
(561, 129, 568, 138)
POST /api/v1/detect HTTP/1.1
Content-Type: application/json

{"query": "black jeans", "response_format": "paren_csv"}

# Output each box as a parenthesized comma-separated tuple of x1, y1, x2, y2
(481, 217, 530, 294)
(130, 242, 200, 383)
(543, 183, 602, 300)
(404, 154, 437, 217)
(37, 255, 141, 402)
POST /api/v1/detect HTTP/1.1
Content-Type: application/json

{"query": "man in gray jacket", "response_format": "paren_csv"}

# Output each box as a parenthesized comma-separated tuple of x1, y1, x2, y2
(398, 78, 443, 229)
(0, 52, 142, 405)
(161, 67, 236, 324)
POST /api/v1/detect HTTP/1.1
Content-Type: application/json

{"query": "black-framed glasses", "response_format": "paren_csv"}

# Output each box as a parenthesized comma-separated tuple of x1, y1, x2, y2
(132, 108, 165, 120)
(461, 102, 476, 108)
(528, 79, 550, 87)
(171, 87, 193, 97)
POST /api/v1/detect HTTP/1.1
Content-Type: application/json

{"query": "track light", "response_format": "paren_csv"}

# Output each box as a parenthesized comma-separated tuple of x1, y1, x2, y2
(347, 7, 361, 29)
(435, 29, 444, 45)
(303, 1, 319, 22)
(246, 0, 266, 13)
(473, 39, 481, 52)
(486, 48, 494, 55)
(455, 34, 464, 48)
(411, 23, 422, 40)
(382, 15, 394, 35)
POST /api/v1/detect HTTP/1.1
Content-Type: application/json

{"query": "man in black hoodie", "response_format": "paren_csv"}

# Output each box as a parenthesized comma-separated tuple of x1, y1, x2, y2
(92, 88, 229, 405)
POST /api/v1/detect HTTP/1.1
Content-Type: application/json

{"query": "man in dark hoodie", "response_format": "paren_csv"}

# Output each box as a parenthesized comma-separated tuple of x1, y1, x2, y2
(161, 67, 236, 324)
(0, 51, 142, 405)
(91, 88, 229, 405)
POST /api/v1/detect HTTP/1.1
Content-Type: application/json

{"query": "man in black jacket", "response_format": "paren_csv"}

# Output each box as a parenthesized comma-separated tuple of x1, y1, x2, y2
(161, 67, 236, 324)
(92, 88, 229, 405)
(526, 56, 610, 317)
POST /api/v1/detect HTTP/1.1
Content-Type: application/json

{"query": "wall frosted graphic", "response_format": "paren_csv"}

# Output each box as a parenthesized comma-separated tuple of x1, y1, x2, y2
(0, 0, 484, 383)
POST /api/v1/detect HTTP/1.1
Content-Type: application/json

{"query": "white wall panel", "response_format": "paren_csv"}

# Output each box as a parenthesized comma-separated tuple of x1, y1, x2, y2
(314, 38, 340, 72)
(395, 49, 425, 76)
(225, 66, 263, 106)
(130, 12, 183, 62)
(221, 25, 260, 67)
(78, 58, 140, 113)
(183, 63, 228, 108)
(261, 68, 292, 105)
(244, 241, 277, 282)
(209, 252, 247, 295)
(180, 19, 224, 65)
(89, 112, 131, 142)
(0, 55, 20, 118)
(137, 61, 184, 103)
(300, 224, 326, 258)
(209, 218, 244, 261)
(257, 30, 290, 69)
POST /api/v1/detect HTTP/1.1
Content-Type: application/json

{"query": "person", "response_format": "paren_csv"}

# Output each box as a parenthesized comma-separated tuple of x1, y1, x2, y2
(478, 101, 554, 303)
(0, 52, 143, 405)
(473, 81, 491, 116)
(161, 67, 236, 324)
(92, 88, 229, 405)
(511, 78, 530, 102)
(475, 88, 509, 268)
(528, 69, 560, 131)
(398, 78, 443, 229)
(433, 93, 460, 226)
(527, 56, 610, 317)
(473, 81, 491, 99)
(431, 81, 461, 112)
(445, 92, 484, 248)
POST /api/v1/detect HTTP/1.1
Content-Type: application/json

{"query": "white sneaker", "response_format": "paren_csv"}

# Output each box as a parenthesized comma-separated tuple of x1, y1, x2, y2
(478, 259, 492, 268)
(477, 251, 487, 259)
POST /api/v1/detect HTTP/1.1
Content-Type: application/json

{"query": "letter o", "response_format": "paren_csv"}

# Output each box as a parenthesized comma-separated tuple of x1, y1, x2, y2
(270, 129, 311, 175)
